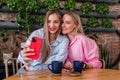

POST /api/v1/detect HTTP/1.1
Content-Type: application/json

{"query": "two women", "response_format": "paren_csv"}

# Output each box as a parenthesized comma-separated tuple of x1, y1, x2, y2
(17, 10, 69, 73)
(17, 10, 101, 73)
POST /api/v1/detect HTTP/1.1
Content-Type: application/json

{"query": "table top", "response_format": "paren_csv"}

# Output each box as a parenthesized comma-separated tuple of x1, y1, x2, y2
(5, 69, 120, 80)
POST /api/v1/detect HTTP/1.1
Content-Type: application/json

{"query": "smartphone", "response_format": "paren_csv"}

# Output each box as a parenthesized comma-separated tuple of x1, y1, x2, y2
(28, 36, 42, 60)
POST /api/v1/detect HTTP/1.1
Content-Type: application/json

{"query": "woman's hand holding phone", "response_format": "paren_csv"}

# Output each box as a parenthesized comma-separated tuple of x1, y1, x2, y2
(22, 45, 35, 62)
(22, 36, 42, 61)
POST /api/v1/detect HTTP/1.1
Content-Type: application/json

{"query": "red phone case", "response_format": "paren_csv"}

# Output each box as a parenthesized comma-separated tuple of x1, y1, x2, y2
(28, 36, 42, 60)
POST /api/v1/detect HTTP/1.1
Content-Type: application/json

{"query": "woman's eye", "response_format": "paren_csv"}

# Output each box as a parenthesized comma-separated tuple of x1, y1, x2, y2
(54, 20, 59, 23)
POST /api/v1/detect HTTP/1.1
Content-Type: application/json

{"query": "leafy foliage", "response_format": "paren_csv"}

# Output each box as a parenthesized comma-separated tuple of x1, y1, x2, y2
(44, 0, 60, 10)
(81, 2, 93, 14)
(16, 9, 32, 36)
(87, 17, 99, 28)
(101, 18, 112, 28)
(96, 3, 109, 15)
(26, 0, 42, 13)
(0, 0, 2, 6)
(99, 44, 112, 68)
(35, 15, 45, 25)
(7, 0, 24, 11)
(64, 0, 76, 11)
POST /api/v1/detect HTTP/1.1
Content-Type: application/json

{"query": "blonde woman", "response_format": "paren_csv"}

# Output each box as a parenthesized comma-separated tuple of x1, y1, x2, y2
(62, 11, 102, 69)
(17, 10, 69, 73)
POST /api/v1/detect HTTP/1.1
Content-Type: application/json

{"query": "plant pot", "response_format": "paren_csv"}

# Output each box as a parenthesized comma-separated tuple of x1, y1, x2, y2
(38, 8, 47, 15)
(78, 10, 119, 19)
(3, 52, 13, 64)
(86, 26, 116, 32)
(0, 21, 19, 29)
(32, 24, 43, 30)
(59, 9, 67, 14)
(75, 0, 119, 4)
(0, 4, 11, 12)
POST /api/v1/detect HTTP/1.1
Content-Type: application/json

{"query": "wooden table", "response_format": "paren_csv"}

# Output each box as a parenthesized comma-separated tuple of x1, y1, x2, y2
(5, 69, 120, 80)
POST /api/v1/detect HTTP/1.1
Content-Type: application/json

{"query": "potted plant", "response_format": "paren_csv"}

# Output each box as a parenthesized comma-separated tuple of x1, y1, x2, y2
(101, 18, 116, 32)
(44, 0, 60, 10)
(33, 15, 45, 29)
(26, 0, 42, 13)
(0, 0, 2, 7)
(87, 17, 99, 28)
(99, 43, 112, 69)
(64, 0, 76, 11)
(81, 2, 93, 14)
(95, 3, 109, 15)
(7, 0, 24, 11)
(0, 20, 19, 29)
(101, 18, 112, 28)
(16, 10, 32, 37)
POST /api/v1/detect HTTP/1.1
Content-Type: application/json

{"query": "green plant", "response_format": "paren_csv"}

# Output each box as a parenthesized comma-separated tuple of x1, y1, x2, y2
(6, 0, 43, 38)
(16, 10, 32, 37)
(64, 0, 76, 11)
(99, 43, 112, 69)
(87, 17, 99, 28)
(96, 3, 109, 15)
(7, 0, 24, 11)
(0, 0, 2, 6)
(81, 2, 93, 14)
(26, 0, 42, 13)
(35, 15, 45, 25)
(101, 18, 112, 28)
(44, 0, 60, 10)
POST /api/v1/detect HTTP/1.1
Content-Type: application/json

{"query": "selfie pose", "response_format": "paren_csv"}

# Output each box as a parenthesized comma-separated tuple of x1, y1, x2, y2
(17, 10, 69, 73)
(62, 11, 102, 69)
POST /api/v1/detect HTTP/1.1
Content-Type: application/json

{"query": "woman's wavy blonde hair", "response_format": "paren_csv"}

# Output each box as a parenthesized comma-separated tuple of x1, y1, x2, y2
(64, 11, 84, 34)
(41, 9, 62, 63)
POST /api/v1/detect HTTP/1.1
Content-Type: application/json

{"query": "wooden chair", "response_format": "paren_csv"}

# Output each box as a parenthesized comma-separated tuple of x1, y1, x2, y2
(118, 62, 120, 70)
(4, 58, 23, 78)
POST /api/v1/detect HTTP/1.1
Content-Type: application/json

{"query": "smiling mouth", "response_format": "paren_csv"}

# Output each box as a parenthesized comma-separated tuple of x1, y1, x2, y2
(50, 28, 56, 31)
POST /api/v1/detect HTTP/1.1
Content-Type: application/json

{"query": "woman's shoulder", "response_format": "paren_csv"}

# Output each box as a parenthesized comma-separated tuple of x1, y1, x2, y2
(30, 28, 44, 38)
(76, 34, 96, 43)
(57, 35, 69, 42)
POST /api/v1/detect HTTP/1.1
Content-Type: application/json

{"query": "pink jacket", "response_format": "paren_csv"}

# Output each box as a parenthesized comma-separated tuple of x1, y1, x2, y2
(66, 35, 102, 68)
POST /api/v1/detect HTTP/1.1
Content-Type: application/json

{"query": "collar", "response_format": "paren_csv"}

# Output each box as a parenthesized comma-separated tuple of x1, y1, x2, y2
(51, 35, 62, 47)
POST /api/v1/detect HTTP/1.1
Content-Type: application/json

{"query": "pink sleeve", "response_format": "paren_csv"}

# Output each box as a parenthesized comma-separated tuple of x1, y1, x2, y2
(82, 37, 102, 68)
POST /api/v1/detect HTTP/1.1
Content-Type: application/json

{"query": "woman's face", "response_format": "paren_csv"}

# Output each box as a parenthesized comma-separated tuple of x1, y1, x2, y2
(62, 14, 76, 35)
(48, 13, 60, 34)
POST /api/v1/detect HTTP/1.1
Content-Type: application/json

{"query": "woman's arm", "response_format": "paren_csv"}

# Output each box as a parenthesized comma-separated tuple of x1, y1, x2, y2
(82, 37, 102, 68)
(17, 29, 44, 64)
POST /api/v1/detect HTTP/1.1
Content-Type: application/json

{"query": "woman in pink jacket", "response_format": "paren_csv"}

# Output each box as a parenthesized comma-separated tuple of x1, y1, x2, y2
(62, 11, 102, 69)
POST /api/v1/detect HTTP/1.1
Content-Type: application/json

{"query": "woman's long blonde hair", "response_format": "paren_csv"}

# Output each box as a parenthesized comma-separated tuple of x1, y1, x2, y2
(64, 11, 84, 34)
(41, 9, 62, 63)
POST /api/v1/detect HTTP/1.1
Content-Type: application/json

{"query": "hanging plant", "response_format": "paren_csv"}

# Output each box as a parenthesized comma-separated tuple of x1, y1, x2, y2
(0, 0, 2, 7)
(81, 2, 93, 14)
(101, 18, 112, 28)
(35, 15, 45, 26)
(96, 3, 109, 15)
(64, 0, 76, 11)
(26, 0, 42, 13)
(87, 17, 99, 28)
(16, 9, 32, 37)
(7, 0, 24, 11)
(44, 0, 60, 10)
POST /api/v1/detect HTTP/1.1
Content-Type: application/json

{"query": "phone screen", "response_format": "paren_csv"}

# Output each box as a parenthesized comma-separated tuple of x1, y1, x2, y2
(28, 36, 42, 60)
